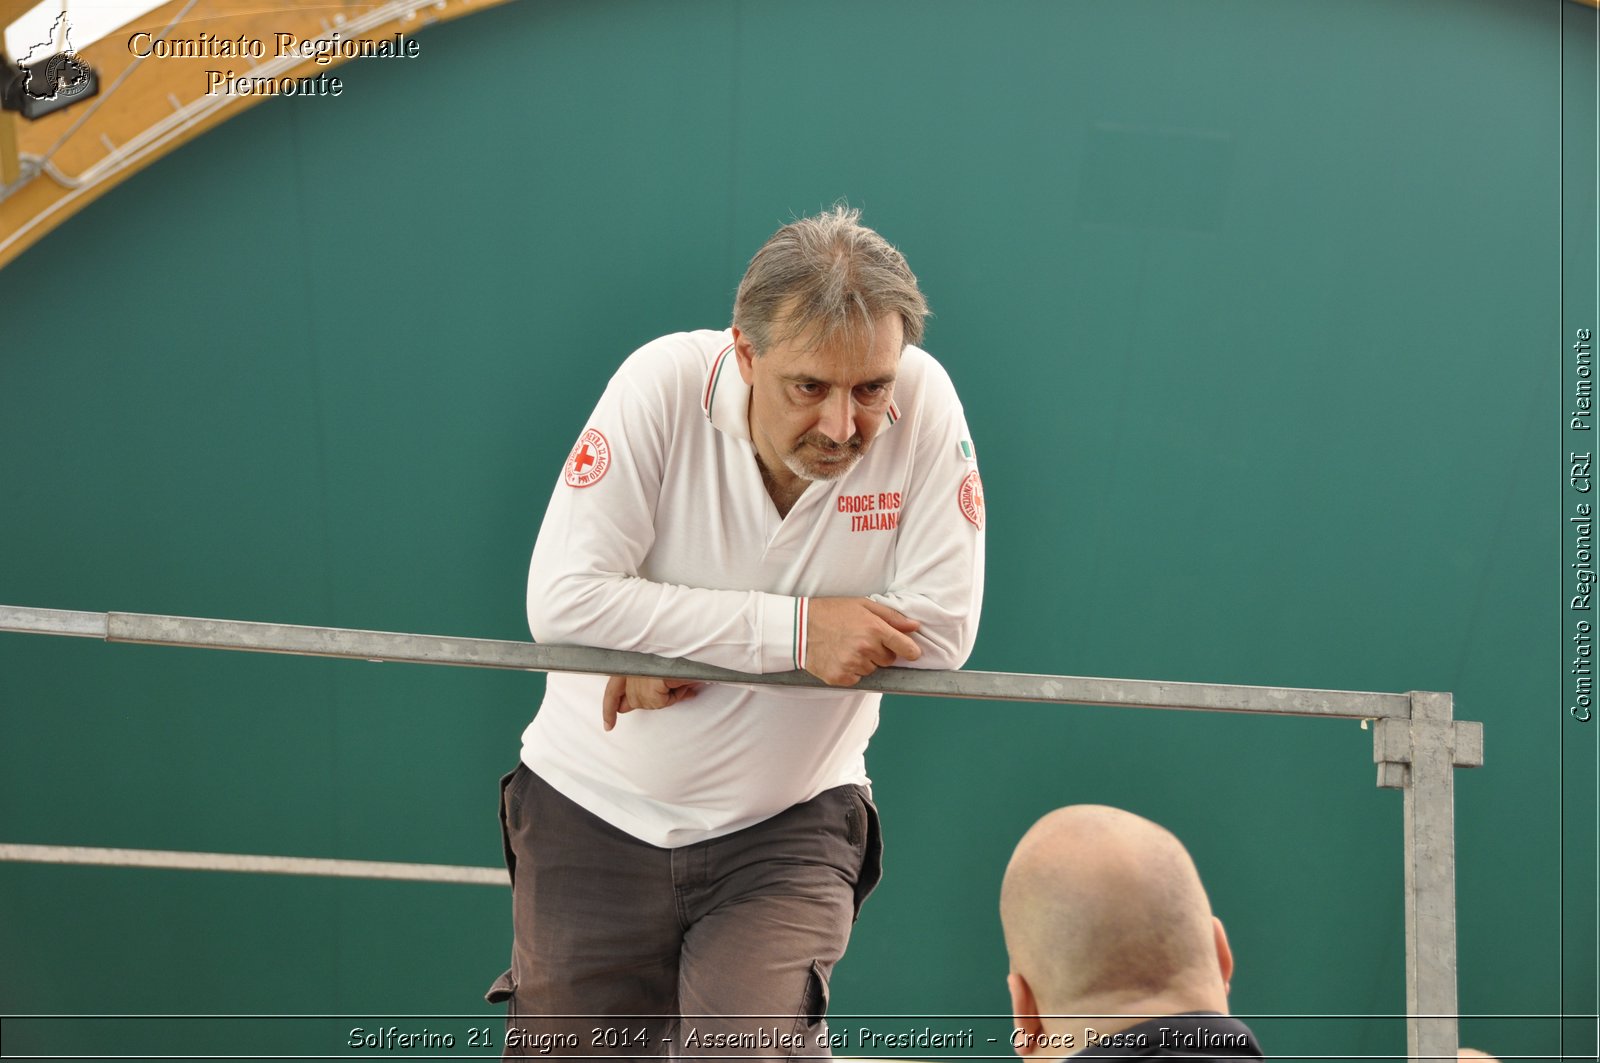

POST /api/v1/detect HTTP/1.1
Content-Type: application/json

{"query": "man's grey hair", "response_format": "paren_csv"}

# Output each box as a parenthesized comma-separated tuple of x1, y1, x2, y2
(732, 205, 929, 356)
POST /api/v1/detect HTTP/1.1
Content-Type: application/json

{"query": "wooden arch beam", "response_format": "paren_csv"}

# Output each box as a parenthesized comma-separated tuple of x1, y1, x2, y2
(0, 0, 515, 270)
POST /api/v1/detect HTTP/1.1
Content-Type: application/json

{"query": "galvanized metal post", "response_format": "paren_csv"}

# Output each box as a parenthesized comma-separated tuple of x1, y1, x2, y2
(1375, 691, 1484, 1061)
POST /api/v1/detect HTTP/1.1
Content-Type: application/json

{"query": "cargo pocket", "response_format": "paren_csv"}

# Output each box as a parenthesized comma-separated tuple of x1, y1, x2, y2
(785, 957, 830, 1050)
(485, 967, 515, 1005)
(804, 959, 829, 1026)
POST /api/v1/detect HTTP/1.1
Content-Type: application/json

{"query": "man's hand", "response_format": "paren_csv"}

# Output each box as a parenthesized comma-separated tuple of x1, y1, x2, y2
(602, 675, 703, 732)
(804, 598, 923, 686)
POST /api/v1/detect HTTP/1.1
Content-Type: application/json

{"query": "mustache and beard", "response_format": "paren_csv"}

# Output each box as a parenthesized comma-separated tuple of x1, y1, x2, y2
(783, 432, 865, 482)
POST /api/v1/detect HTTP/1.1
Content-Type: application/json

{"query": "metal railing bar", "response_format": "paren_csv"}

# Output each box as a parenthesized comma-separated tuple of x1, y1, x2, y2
(0, 843, 507, 885)
(0, 605, 1414, 719)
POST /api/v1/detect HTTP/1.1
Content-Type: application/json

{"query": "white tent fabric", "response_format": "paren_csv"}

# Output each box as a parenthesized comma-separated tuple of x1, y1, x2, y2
(4, 0, 164, 58)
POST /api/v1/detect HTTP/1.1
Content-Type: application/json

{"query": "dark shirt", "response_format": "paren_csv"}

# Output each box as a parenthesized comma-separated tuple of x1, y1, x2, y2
(1068, 1012, 1264, 1060)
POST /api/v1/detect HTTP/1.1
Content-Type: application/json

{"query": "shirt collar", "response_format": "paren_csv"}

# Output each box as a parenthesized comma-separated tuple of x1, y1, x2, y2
(702, 337, 750, 440)
(701, 331, 905, 441)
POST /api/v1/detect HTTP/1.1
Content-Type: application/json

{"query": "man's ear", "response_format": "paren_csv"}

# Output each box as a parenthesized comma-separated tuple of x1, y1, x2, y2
(1213, 916, 1234, 993)
(731, 327, 757, 385)
(1008, 971, 1042, 1057)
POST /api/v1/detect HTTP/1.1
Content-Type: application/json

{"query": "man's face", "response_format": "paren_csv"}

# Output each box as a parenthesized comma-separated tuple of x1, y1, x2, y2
(733, 313, 903, 486)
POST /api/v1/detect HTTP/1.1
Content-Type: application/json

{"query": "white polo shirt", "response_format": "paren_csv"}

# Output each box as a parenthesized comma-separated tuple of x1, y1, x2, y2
(521, 328, 985, 847)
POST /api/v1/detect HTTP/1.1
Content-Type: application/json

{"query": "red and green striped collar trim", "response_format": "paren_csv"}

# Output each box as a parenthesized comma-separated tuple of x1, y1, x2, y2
(702, 341, 735, 422)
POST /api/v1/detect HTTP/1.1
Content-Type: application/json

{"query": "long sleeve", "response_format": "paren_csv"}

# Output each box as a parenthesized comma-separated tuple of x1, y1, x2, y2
(868, 357, 986, 669)
(526, 340, 804, 674)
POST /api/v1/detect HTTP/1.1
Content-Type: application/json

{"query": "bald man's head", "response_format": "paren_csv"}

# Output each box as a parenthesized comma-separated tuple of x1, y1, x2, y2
(1000, 805, 1228, 1016)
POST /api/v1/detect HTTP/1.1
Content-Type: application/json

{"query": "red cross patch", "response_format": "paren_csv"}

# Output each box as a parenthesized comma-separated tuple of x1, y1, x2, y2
(958, 470, 984, 530)
(564, 428, 611, 488)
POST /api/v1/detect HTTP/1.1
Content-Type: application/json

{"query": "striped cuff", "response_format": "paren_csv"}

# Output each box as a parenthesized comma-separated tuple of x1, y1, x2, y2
(793, 596, 809, 671)
(758, 593, 808, 673)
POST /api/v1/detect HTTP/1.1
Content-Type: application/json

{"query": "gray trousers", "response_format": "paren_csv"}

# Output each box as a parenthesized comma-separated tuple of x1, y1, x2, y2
(487, 764, 882, 1061)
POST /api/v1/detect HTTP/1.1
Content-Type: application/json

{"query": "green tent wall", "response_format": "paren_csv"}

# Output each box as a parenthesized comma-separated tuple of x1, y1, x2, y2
(1, 1, 1591, 1059)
